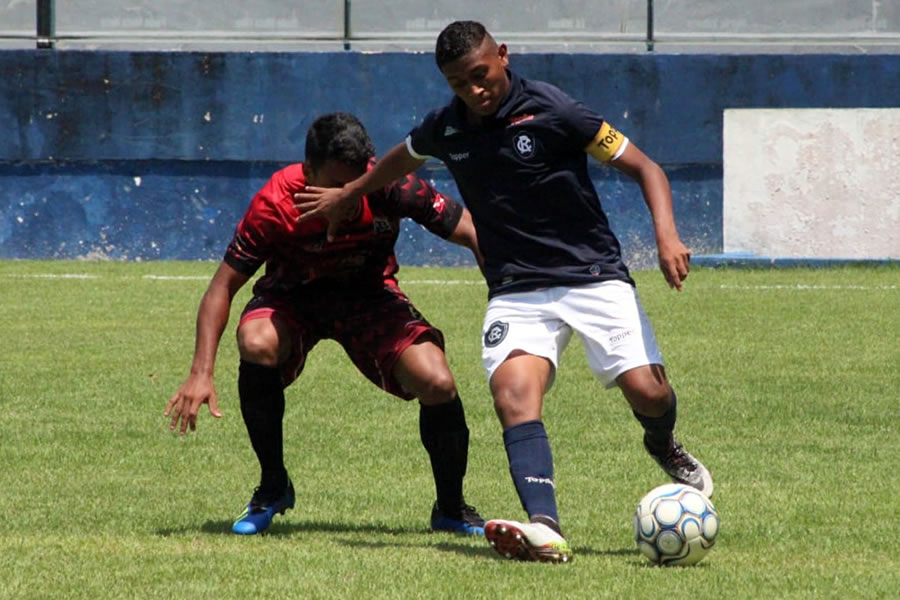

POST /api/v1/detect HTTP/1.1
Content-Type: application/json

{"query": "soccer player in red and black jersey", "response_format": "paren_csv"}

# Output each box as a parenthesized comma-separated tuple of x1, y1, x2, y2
(165, 112, 486, 536)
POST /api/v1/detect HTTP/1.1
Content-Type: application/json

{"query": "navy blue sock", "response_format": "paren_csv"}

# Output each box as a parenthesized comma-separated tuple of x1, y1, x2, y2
(503, 420, 559, 523)
(633, 390, 677, 450)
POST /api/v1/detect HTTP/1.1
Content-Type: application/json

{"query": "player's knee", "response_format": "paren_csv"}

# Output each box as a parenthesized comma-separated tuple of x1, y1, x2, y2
(627, 380, 672, 416)
(416, 370, 458, 405)
(237, 330, 280, 366)
(490, 378, 543, 425)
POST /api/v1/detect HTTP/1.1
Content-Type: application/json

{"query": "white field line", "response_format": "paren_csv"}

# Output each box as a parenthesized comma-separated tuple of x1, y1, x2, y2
(2, 273, 101, 279)
(1, 273, 483, 285)
(2, 273, 895, 290)
(141, 275, 210, 280)
(714, 284, 898, 290)
(402, 279, 483, 285)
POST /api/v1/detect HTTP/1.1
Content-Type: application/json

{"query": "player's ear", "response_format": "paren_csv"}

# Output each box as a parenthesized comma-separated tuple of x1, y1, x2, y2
(303, 162, 318, 186)
(497, 43, 509, 67)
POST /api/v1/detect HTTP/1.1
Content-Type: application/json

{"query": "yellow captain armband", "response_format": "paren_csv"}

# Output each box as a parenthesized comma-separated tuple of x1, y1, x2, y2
(586, 122, 628, 162)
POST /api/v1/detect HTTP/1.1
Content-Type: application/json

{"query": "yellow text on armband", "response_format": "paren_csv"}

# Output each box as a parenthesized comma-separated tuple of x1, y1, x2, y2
(586, 122, 625, 162)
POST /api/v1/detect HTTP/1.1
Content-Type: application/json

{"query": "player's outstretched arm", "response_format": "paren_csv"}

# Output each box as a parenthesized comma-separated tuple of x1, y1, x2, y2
(293, 142, 425, 241)
(447, 208, 485, 276)
(165, 261, 249, 435)
(609, 142, 691, 291)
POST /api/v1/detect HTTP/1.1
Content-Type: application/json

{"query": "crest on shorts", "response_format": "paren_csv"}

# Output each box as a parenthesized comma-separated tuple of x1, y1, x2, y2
(484, 320, 509, 348)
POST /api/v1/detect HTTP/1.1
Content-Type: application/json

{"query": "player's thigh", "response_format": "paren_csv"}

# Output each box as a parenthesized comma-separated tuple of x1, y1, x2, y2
(489, 351, 554, 427)
(481, 289, 571, 393)
(238, 296, 315, 383)
(393, 339, 456, 405)
(561, 281, 664, 389)
(335, 288, 444, 400)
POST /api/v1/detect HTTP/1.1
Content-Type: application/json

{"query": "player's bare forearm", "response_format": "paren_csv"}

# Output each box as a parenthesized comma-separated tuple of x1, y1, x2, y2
(190, 262, 248, 375)
(165, 262, 247, 433)
(638, 163, 678, 244)
(293, 143, 425, 239)
(612, 143, 689, 290)
(348, 142, 426, 199)
(189, 283, 231, 376)
(447, 208, 485, 275)
(640, 169, 690, 291)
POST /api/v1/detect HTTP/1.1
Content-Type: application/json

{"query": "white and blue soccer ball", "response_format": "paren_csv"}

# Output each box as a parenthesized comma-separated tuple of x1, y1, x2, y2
(634, 483, 719, 566)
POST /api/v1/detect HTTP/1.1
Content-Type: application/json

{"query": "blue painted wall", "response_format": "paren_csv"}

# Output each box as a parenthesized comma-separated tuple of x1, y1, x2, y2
(2, 51, 898, 267)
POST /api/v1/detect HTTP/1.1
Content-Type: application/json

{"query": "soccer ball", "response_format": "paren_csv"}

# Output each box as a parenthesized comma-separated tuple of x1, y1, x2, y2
(634, 483, 719, 566)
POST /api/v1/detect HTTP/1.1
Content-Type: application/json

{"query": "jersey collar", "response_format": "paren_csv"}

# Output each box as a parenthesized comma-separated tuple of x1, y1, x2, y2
(493, 69, 523, 120)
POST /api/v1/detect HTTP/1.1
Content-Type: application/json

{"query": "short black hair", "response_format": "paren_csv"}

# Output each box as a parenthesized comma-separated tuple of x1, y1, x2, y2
(305, 112, 375, 172)
(435, 20, 488, 68)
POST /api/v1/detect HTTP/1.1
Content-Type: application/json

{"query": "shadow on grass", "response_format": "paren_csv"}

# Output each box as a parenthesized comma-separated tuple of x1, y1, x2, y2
(155, 518, 428, 537)
(341, 537, 490, 560)
(340, 538, 641, 562)
(154, 520, 639, 561)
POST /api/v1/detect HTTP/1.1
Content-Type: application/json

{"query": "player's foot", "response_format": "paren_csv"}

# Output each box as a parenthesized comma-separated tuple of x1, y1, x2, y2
(645, 435, 714, 497)
(430, 501, 485, 535)
(484, 516, 573, 563)
(232, 479, 295, 535)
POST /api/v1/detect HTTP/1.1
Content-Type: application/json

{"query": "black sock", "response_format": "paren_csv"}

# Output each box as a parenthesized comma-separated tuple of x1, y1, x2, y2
(633, 390, 677, 451)
(419, 396, 470, 515)
(238, 360, 288, 493)
(503, 420, 559, 523)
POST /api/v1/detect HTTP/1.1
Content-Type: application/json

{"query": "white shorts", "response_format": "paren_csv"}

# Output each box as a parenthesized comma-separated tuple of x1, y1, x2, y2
(481, 280, 664, 390)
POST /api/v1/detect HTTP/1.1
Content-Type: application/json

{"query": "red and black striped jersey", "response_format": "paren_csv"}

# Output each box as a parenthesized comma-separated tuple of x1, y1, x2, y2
(224, 162, 462, 297)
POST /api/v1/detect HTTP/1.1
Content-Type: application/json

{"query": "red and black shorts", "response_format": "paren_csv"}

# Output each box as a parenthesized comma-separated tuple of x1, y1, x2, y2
(238, 283, 444, 399)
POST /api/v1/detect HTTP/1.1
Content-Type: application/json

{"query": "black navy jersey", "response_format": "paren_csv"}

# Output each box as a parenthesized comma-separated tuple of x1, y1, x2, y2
(407, 70, 634, 298)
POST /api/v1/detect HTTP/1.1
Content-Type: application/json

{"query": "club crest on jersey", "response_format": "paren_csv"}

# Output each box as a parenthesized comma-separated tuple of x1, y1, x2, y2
(484, 321, 509, 348)
(513, 132, 536, 158)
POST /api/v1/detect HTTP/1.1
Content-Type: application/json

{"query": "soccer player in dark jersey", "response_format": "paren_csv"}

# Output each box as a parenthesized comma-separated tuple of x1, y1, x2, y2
(294, 23, 713, 563)
(165, 112, 486, 536)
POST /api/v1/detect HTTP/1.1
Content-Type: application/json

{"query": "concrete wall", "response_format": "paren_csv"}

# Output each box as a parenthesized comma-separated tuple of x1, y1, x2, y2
(724, 108, 900, 259)
(1, 51, 899, 266)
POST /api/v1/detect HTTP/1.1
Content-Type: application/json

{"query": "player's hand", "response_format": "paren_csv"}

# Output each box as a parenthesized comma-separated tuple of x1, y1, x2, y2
(293, 186, 360, 242)
(657, 237, 691, 291)
(164, 374, 222, 435)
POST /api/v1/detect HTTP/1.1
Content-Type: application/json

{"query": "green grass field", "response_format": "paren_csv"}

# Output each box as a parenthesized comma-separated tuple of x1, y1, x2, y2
(1, 260, 898, 599)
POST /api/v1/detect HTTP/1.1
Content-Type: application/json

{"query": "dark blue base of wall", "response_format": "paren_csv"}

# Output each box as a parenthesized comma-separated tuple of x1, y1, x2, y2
(0, 160, 721, 269)
(693, 253, 899, 268)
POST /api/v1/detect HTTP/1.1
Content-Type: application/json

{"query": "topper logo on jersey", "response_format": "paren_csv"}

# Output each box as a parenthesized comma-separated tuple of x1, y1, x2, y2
(484, 321, 509, 348)
(373, 217, 393, 234)
(513, 133, 535, 158)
